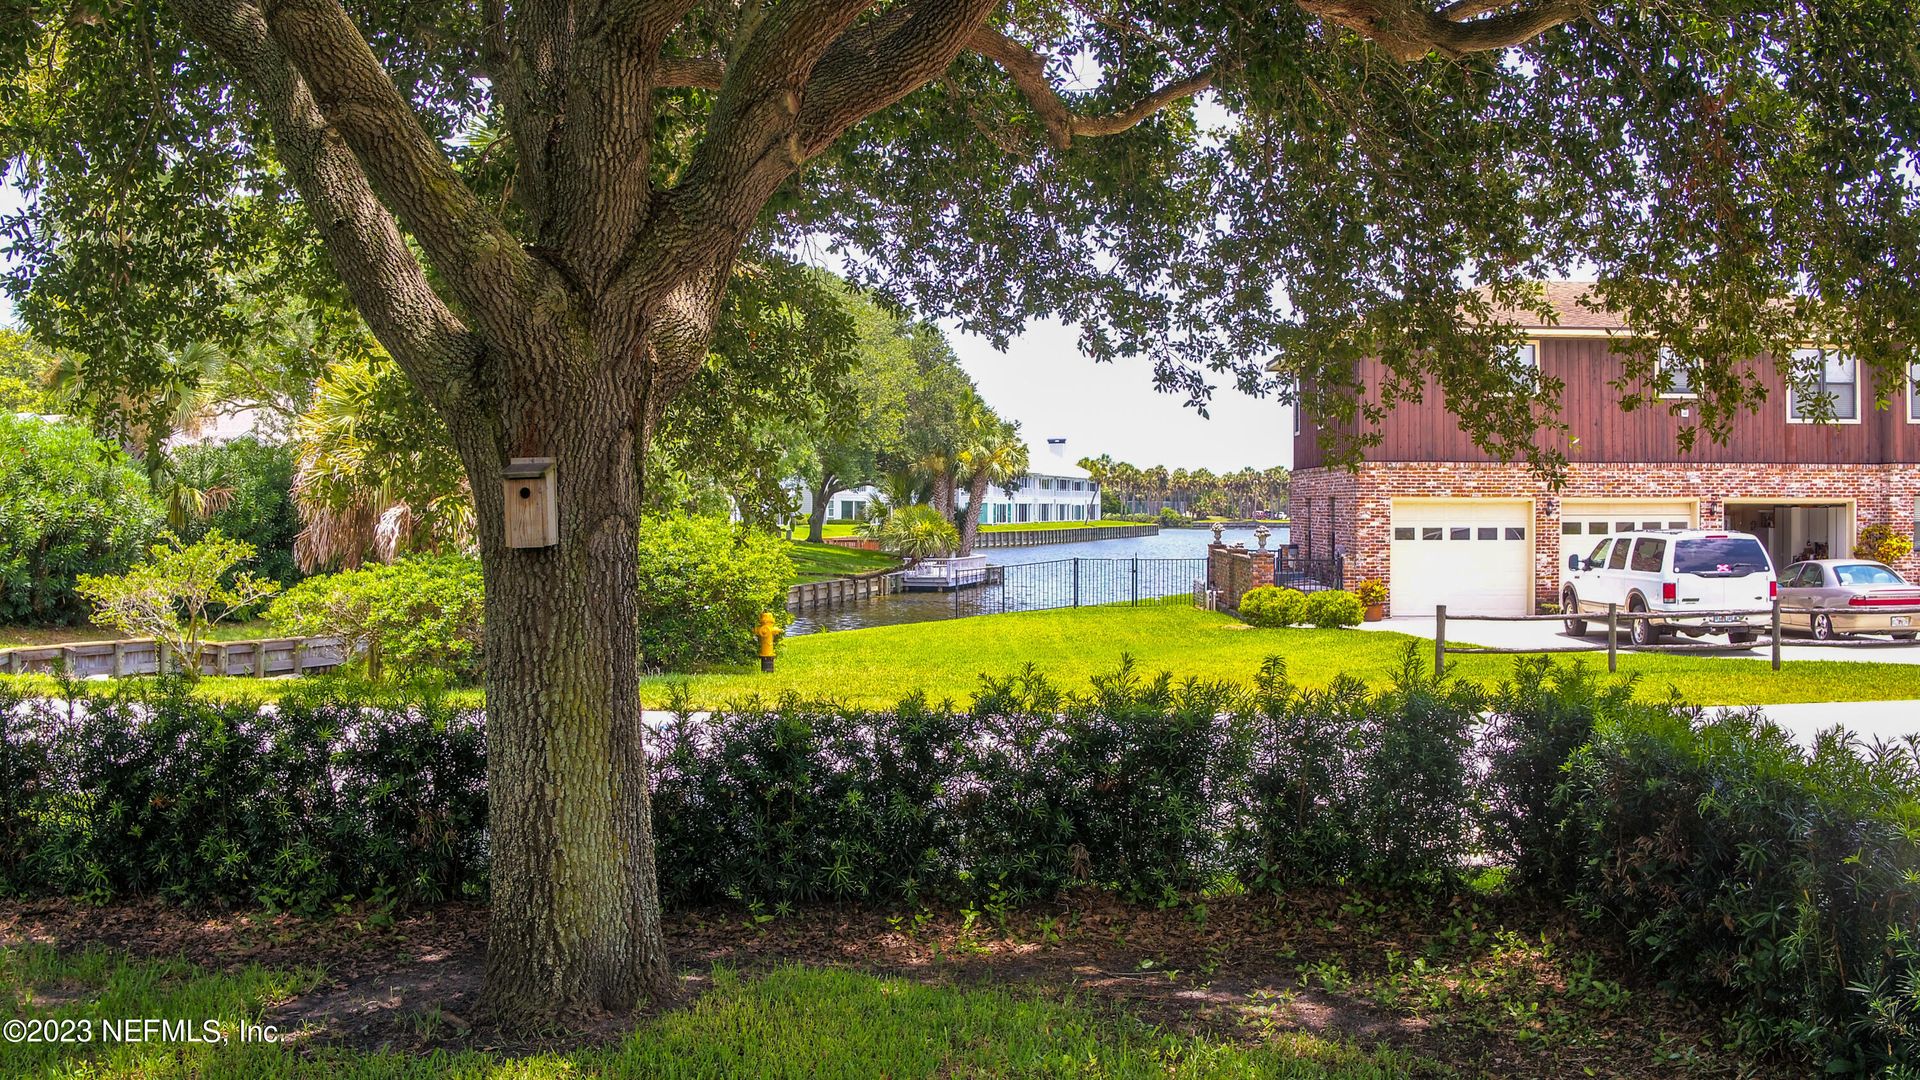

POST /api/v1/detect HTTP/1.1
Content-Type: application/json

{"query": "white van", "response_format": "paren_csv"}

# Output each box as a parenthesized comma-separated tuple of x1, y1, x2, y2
(1560, 529, 1777, 646)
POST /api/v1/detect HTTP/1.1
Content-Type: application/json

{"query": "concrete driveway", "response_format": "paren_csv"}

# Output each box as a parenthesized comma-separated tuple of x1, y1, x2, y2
(1357, 615, 1920, 741)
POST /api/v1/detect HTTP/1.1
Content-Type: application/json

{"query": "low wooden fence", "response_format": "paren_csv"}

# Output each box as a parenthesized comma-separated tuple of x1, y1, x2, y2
(786, 571, 902, 611)
(1431, 601, 1920, 677)
(0, 636, 351, 679)
(973, 524, 1157, 548)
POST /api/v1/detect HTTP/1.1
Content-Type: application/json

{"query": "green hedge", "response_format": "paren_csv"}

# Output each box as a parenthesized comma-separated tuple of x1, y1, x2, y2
(637, 513, 795, 671)
(1, 655, 1913, 1070)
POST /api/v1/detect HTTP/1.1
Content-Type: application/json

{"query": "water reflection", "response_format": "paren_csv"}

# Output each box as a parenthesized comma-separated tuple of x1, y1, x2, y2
(789, 526, 1287, 635)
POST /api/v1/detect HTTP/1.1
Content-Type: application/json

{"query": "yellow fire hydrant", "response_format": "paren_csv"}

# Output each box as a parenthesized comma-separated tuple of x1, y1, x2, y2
(752, 612, 780, 673)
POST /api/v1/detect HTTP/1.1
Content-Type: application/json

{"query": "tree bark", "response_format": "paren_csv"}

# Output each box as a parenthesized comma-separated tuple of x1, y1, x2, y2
(460, 371, 673, 1024)
(959, 470, 988, 555)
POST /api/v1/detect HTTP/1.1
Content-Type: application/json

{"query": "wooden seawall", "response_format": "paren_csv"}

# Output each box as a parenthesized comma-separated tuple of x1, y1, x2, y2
(0, 636, 352, 679)
(973, 524, 1159, 548)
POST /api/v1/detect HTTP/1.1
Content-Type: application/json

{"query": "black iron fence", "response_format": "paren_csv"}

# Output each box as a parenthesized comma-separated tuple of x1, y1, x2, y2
(1274, 552, 1345, 593)
(970, 557, 1210, 614)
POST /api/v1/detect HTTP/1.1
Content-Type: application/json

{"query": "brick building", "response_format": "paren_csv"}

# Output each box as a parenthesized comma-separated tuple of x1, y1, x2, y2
(1288, 284, 1920, 616)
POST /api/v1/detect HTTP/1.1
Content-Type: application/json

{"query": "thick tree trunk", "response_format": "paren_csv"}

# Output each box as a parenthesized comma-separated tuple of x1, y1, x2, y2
(464, 395, 673, 1024)
(807, 475, 835, 543)
(959, 471, 987, 554)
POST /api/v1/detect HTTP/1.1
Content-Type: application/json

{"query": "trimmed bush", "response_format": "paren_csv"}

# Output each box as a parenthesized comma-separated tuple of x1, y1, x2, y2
(267, 555, 485, 682)
(1300, 590, 1365, 628)
(1237, 586, 1305, 627)
(0, 415, 164, 624)
(637, 513, 795, 672)
(0, 678, 486, 911)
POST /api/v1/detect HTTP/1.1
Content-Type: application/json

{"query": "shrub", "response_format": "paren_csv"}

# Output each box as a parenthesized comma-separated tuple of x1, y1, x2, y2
(1560, 712, 1920, 1071)
(1238, 651, 1483, 888)
(1854, 522, 1914, 566)
(267, 555, 484, 682)
(166, 437, 304, 586)
(0, 415, 164, 624)
(0, 679, 486, 911)
(1300, 590, 1365, 628)
(1352, 579, 1387, 607)
(1237, 586, 1305, 627)
(1154, 507, 1192, 528)
(637, 513, 795, 672)
(75, 533, 281, 674)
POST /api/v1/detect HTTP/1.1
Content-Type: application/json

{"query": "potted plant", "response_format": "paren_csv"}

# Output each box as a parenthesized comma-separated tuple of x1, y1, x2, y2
(1353, 579, 1388, 621)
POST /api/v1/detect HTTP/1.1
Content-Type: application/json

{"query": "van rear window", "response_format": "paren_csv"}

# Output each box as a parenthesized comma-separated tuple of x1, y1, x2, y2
(1674, 537, 1771, 577)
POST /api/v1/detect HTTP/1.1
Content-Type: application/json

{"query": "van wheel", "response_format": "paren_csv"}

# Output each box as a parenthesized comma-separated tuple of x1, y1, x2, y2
(1561, 591, 1587, 636)
(1628, 597, 1660, 646)
(1812, 614, 1839, 641)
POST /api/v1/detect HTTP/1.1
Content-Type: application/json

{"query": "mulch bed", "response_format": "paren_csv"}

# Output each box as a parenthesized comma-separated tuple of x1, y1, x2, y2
(0, 892, 1780, 1077)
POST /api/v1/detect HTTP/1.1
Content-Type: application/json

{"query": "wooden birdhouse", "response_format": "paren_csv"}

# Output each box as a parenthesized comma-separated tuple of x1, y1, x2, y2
(502, 458, 558, 548)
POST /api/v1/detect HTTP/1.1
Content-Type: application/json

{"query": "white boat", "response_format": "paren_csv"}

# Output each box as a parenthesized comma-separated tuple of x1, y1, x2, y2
(899, 555, 995, 591)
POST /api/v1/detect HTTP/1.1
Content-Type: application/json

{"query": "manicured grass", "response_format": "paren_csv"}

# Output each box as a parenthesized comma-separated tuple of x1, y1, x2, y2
(641, 602, 1920, 708)
(0, 945, 1420, 1078)
(0, 620, 278, 650)
(7, 604, 1915, 709)
(785, 540, 901, 582)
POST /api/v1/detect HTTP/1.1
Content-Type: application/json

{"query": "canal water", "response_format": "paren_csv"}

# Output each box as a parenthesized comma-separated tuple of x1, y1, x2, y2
(789, 526, 1289, 635)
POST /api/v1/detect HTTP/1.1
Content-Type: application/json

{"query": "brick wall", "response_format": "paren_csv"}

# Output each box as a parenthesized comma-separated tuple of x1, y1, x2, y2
(1292, 461, 1920, 613)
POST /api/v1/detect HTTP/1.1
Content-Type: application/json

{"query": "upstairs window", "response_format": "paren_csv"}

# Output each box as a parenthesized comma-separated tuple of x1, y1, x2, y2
(1908, 362, 1920, 423)
(1658, 348, 1697, 398)
(1502, 343, 1538, 369)
(1788, 348, 1858, 421)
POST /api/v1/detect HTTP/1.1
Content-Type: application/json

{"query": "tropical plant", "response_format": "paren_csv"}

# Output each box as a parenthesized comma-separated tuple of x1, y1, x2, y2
(0, 415, 165, 625)
(1353, 579, 1388, 607)
(162, 437, 305, 586)
(956, 411, 1028, 554)
(75, 532, 281, 674)
(1853, 523, 1914, 566)
(871, 505, 961, 561)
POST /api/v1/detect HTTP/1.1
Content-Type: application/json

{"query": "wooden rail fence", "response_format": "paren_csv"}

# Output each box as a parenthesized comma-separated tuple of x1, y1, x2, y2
(0, 636, 351, 679)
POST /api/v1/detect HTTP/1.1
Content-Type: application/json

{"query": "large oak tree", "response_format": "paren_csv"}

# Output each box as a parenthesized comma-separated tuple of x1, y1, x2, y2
(3, 0, 1916, 1025)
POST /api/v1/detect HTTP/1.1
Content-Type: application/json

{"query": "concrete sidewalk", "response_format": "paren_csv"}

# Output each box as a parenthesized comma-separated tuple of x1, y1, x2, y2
(1734, 699, 1920, 743)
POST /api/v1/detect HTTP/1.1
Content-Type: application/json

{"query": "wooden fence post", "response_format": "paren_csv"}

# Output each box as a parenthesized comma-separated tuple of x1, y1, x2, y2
(1770, 598, 1782, 671)
(1434, 604, 1446, 678)
(1607, 603, 1618, 673)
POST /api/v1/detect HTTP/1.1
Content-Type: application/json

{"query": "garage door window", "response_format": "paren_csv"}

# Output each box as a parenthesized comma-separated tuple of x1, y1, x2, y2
(1422, 527, 1441, 540)
(1507, 527, 1526, 540)
(1394, 527, 1414, 540)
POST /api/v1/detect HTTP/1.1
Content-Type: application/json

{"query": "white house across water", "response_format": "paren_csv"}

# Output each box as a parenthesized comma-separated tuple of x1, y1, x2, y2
(962, 437, 1102, 524)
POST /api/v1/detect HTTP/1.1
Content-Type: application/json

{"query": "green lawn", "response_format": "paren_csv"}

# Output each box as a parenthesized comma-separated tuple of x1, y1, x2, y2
(785, 540, 901, 582)
(0, 619, 277, 650)
(0, 945, 1417, 1079)
(6, 603, 1913, 709)
(642, 602, 1920, 708)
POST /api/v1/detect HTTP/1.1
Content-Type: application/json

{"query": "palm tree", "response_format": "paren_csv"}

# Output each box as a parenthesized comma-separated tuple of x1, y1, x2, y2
(957, 417, 1029, 555)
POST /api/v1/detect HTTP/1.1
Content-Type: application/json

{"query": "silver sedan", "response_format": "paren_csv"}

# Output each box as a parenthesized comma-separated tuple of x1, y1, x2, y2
(1778, 560, 1920, 640)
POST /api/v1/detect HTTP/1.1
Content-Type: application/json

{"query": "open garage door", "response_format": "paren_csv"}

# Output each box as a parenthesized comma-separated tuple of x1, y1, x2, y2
(1389, 499, 1533, 617)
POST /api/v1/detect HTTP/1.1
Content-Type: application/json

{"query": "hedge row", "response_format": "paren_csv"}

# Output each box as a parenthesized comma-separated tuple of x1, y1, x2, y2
(0, 657, 1913, 1069)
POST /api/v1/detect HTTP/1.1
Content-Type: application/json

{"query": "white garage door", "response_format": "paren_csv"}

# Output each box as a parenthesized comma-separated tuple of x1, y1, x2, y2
(1559, 499, 1696, 545)
(1390, 500, 1533, 617)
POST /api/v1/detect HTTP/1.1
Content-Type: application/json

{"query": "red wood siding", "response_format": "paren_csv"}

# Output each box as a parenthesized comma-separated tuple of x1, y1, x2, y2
(1293, 338, 1920, 469)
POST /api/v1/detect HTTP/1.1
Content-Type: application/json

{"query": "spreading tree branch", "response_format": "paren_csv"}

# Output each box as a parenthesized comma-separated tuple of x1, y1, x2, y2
(1293, 0, 1586, 61)
(967, 26, 1212, 150)
(256, 0, 541, 339)
(167, 0, 485, 415)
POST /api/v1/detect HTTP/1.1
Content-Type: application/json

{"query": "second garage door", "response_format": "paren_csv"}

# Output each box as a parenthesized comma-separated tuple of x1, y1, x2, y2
(1390, 499, 1533, 617)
